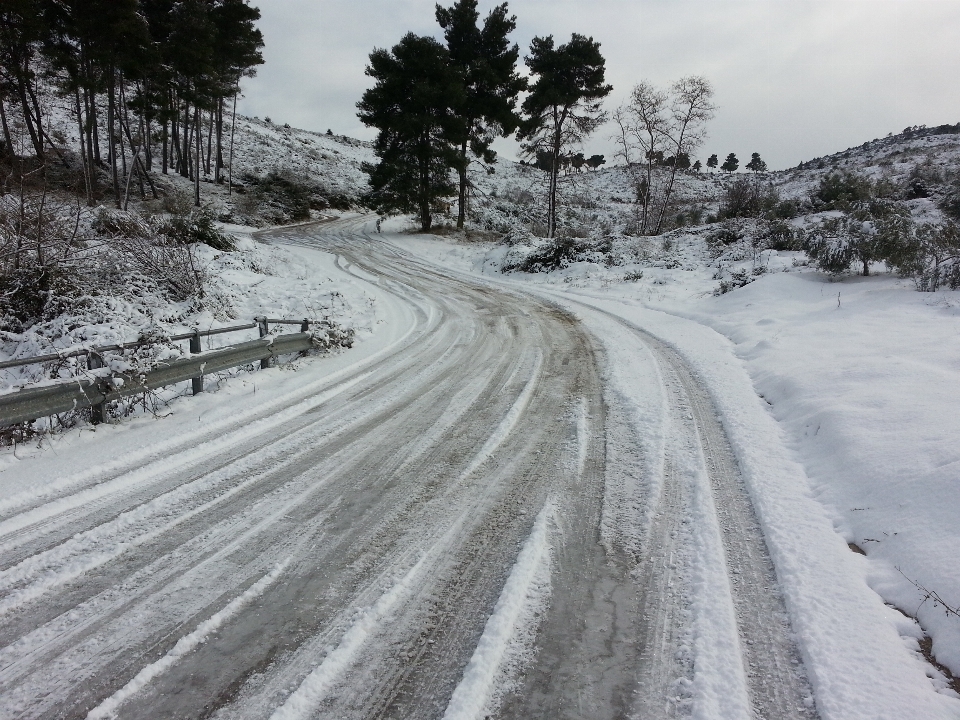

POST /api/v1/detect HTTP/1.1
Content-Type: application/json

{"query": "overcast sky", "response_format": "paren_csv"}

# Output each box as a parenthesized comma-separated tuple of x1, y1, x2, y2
(237, 0, 960, 171)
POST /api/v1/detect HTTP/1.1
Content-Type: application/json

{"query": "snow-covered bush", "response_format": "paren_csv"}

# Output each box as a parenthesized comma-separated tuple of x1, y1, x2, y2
(804, 200, 909, 276)
(757, 219, 803, 251)
(0, 191, 86, 331)
(93, 210, 205, 301)
(885, 220, 960, 291)
(501, 236, 612, 273)
(812, 171, 875, 210)
(718, 177, 782, 219)
(238, 170, 312, 224)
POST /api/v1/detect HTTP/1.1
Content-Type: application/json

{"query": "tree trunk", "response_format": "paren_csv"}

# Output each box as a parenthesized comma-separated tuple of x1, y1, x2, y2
(215, 97, 224, 183)
(228, 88, 238, 194)
(863, 259, 869, 276)
(107, 73, 121, 208)
(119, 100, 147, 200)
(143, 111, 152, 171)
(161, 120, 168, 174)
(15, 76, 43, 160)
(73, 88, 93, 205)
(117, 81, 129, 185)
(456, 140, 467, 229)
(171, 106, 180, 173)
(194, 105, 201, 206)
(89, 83, 101, 165)
(181, 102, 190, 178)
(0, 96, 12, 157)
(82, 88, 97, 196)
(548, 129, 563, 239)
(138, 154, 158, 199)
(205, 108, 213, 175)
(25, 78, 46, 158)
(419, 142, 431, 232)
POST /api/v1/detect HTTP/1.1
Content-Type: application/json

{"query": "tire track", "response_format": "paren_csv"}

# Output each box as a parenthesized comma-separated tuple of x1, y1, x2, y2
(547, 297, 818, 719)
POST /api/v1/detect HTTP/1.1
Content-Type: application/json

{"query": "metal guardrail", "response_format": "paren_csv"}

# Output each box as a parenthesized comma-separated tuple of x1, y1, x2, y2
(0, 316, 334, 427)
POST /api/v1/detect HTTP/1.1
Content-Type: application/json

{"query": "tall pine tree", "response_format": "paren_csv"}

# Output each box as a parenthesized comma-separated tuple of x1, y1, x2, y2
(435, 0, 525, 228)
(519, 34, 611, 238)
(358, 33, 462, 232)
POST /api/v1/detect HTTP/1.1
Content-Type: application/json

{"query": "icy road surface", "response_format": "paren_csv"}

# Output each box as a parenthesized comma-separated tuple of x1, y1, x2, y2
(0, 216, 818, 719)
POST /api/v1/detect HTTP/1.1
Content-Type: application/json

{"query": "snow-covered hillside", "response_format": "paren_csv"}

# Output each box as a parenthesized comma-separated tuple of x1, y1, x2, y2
(0, 106, 379, 410)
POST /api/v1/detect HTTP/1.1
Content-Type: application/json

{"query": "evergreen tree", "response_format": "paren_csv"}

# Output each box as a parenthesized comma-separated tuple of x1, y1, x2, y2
(436, 0, 525, 228)
(706, 153, 718, 170)
(518, 33, 611, 238)
(692, 159, 702, 172)
(0, 0, 46, 160)
(358, 33, 462, 232)
(721, 152, 739, 172)
(3, 0, 262, 209)
(44, 0, 153, 205)
(210, 0, 264, 184)
(746, 151, 767, 173)
(586, 154, 605, 170)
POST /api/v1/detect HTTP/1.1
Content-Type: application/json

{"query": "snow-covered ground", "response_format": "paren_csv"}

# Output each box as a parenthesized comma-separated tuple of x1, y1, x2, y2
(390, 223, 960, 715)
(5, 91, 960, 716)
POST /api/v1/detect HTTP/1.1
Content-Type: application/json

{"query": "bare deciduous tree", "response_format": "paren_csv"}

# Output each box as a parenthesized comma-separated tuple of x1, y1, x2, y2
(613, 81, 668, 235)
(614, 76, 716, 235)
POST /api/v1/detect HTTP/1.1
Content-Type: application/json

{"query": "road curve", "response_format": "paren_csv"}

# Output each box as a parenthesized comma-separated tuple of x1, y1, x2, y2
(0, 217, 816, 719)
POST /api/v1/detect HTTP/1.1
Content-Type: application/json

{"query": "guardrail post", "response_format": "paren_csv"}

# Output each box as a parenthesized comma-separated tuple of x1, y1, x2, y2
(301, 318, 310, 333)
(189, 329, 203, 395)
(256, 316, 271, 370)
(87, 351, 105, 424)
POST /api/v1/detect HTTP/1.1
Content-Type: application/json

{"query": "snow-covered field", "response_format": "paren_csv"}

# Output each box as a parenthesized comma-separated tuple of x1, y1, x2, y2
(392, 224, 960, 711)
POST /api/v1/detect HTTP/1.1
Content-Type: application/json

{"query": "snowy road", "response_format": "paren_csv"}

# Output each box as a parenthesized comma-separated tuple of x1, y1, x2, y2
(0, 217, 816, 719)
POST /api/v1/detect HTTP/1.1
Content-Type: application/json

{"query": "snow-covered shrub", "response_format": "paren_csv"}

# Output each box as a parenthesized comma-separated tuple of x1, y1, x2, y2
(715, 266, 764, 295)
(718, 177, 781, 219)
(161, 209, 236, 251)
(804, 200, 909, 276)
(705, 223, 742, 249)
(239, 170, 312, 224)
(501, 236, 612, 273)
(812, 171, 875, 210)
(0, 191, 85, 330)
(885, 220, 960, 291)
(310, 320, 355, 350)
(94, 210, 205, 301)
(757, 219, 802, 251)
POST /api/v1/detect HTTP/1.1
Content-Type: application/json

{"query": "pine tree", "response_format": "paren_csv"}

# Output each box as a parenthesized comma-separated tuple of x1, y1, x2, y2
(707, 153, 718, 170)
(436, 0, 525, 228)
(210, 0, 264, 184)
(518, 34, 612, 238)
(44, 0, 153, 205)
(692, 159, 702, 172)
(358, 33, 462, 232)
(746, 151, 767, 173)
(721, 152, 739, 172)
(586, 154, 605, 171)
(0, 0, 46, 160)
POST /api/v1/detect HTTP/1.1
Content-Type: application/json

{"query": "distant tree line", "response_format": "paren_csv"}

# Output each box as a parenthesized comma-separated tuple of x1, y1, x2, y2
(0, 0, 264, 208)
(358, 0, 611, 237)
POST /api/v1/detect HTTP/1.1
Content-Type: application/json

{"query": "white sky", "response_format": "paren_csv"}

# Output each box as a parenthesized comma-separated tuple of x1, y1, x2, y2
(237, 0, 960, 170)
